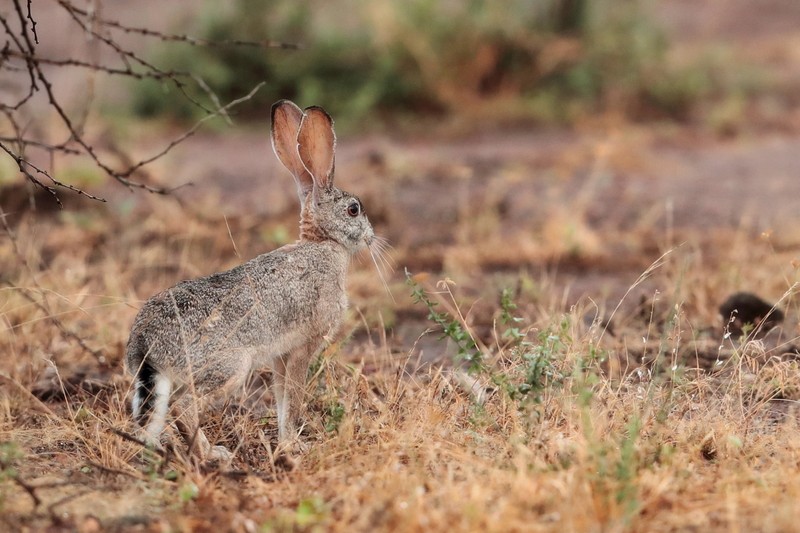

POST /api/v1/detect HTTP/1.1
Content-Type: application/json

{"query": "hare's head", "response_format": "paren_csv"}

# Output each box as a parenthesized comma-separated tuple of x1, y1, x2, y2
(271, 100, 373, 254)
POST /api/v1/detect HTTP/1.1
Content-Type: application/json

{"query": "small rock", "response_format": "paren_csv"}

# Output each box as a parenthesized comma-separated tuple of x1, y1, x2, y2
(718, 292, 784, 337)
(78, 515, 102, 533)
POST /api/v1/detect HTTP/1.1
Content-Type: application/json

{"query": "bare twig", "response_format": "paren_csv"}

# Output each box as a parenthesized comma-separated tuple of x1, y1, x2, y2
(121, 81, 265, 178)
(0, 371, 60, 418)
(82, 461, 141, 480)
(0, 11, 37, 110)
(25, 0, 38, 44)
(0, 0, 286, 204)
(46, 489, 92, 518)
(0, 141, 107, 203)
(12, 476, 42, 508)
(4, 50, 191, 80)
(56, 1, 217, 116)
(109, 427, 167, 458)
(0, 135, 82, 156)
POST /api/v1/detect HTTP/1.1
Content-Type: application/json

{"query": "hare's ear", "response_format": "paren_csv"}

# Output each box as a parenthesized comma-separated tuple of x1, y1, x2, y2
(297, 106, 336, 191)
(271, 100, 314, 204)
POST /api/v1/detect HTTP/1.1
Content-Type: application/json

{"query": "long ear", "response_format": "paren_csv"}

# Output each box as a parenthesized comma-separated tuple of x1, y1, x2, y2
(297, 106, 336, 191)
(271, 100, 314, 204)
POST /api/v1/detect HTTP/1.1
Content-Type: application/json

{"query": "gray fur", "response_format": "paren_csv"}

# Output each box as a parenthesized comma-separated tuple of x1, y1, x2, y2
(125, 100, 374, 460)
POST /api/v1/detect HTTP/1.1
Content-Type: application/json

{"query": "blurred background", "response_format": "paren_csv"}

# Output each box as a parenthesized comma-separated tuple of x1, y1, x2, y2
(2, 0, 800, 324)
(11, 0, 800, 129)
(2, 0, 799, 205)
(3, 1, 800, 187)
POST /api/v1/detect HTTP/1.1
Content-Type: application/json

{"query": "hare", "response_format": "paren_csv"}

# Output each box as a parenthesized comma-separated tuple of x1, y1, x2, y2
(125, 100, 375, 461)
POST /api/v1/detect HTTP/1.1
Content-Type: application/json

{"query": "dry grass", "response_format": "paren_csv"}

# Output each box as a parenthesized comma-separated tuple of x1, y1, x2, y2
(2, 172, 800, 533)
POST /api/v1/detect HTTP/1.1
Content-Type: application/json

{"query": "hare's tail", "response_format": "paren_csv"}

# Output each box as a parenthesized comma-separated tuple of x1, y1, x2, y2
(129, 346, 171, 440)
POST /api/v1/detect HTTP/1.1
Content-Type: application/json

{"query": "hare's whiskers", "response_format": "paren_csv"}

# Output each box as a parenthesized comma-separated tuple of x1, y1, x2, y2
(370, 236, 396, 271)
(373, 247, 394, 273)
(369, 240, 395, 302)
(375, 245, 396, 277)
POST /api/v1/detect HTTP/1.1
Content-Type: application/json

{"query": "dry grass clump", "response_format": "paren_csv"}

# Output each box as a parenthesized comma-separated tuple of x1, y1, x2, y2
(1, 194, 800, 532)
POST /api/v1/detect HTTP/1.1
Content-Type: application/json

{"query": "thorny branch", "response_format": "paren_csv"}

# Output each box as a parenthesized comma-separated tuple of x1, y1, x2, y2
(25, 0, 38, 44)
(0, 0, 292, 205)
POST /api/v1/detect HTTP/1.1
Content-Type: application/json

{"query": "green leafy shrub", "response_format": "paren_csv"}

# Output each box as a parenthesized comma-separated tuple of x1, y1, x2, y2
(407, 273, 569, 405)
(132, 0, 713, 126)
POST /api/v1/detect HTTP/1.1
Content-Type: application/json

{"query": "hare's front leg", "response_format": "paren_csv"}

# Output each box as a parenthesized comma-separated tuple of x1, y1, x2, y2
(270, 354, 288, 438)
(272, 344, 318, 447)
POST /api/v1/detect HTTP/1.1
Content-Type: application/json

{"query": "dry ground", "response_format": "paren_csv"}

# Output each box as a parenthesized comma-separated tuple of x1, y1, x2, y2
(4, 1, 800, 531)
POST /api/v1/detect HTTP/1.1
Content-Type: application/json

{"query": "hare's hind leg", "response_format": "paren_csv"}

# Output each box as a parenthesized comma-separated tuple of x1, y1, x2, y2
(173, 393, 212, 457)
(143, 373, 172, 445)
(172, 358, 251, 462)
(128, 354, 171, 449)
(172, 393, 232, 462)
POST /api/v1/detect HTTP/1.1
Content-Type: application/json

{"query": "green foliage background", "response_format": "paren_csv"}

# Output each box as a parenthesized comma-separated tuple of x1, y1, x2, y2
(132, 0, 715, 128)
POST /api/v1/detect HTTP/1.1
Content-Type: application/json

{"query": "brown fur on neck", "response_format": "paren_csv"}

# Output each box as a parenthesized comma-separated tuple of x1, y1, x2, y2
(298, 201, 327, 242)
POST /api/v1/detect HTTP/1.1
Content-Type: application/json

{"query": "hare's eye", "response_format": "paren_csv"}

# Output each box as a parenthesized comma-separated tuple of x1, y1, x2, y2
(347, 201, 360, 217)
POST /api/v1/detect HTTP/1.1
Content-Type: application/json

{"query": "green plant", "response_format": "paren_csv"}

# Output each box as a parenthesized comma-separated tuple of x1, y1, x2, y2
(408, 274, 568, 404)
(323, 400, 346, 433)
(294, 496, 327, 527)
(0, 442, 26, 510)
(406, 271, 484, 373)
(499, 288, 526, 344)
(580, 403, 645, 526)
(614, 416, 642, 517)
(496, 288, 564, 402)
(262, 496, 329, 531)
(129, 0, 708, 127)
(512, 320, 569, 402)
(0, 442, 23, 474)
(179, 481, 200, 503)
